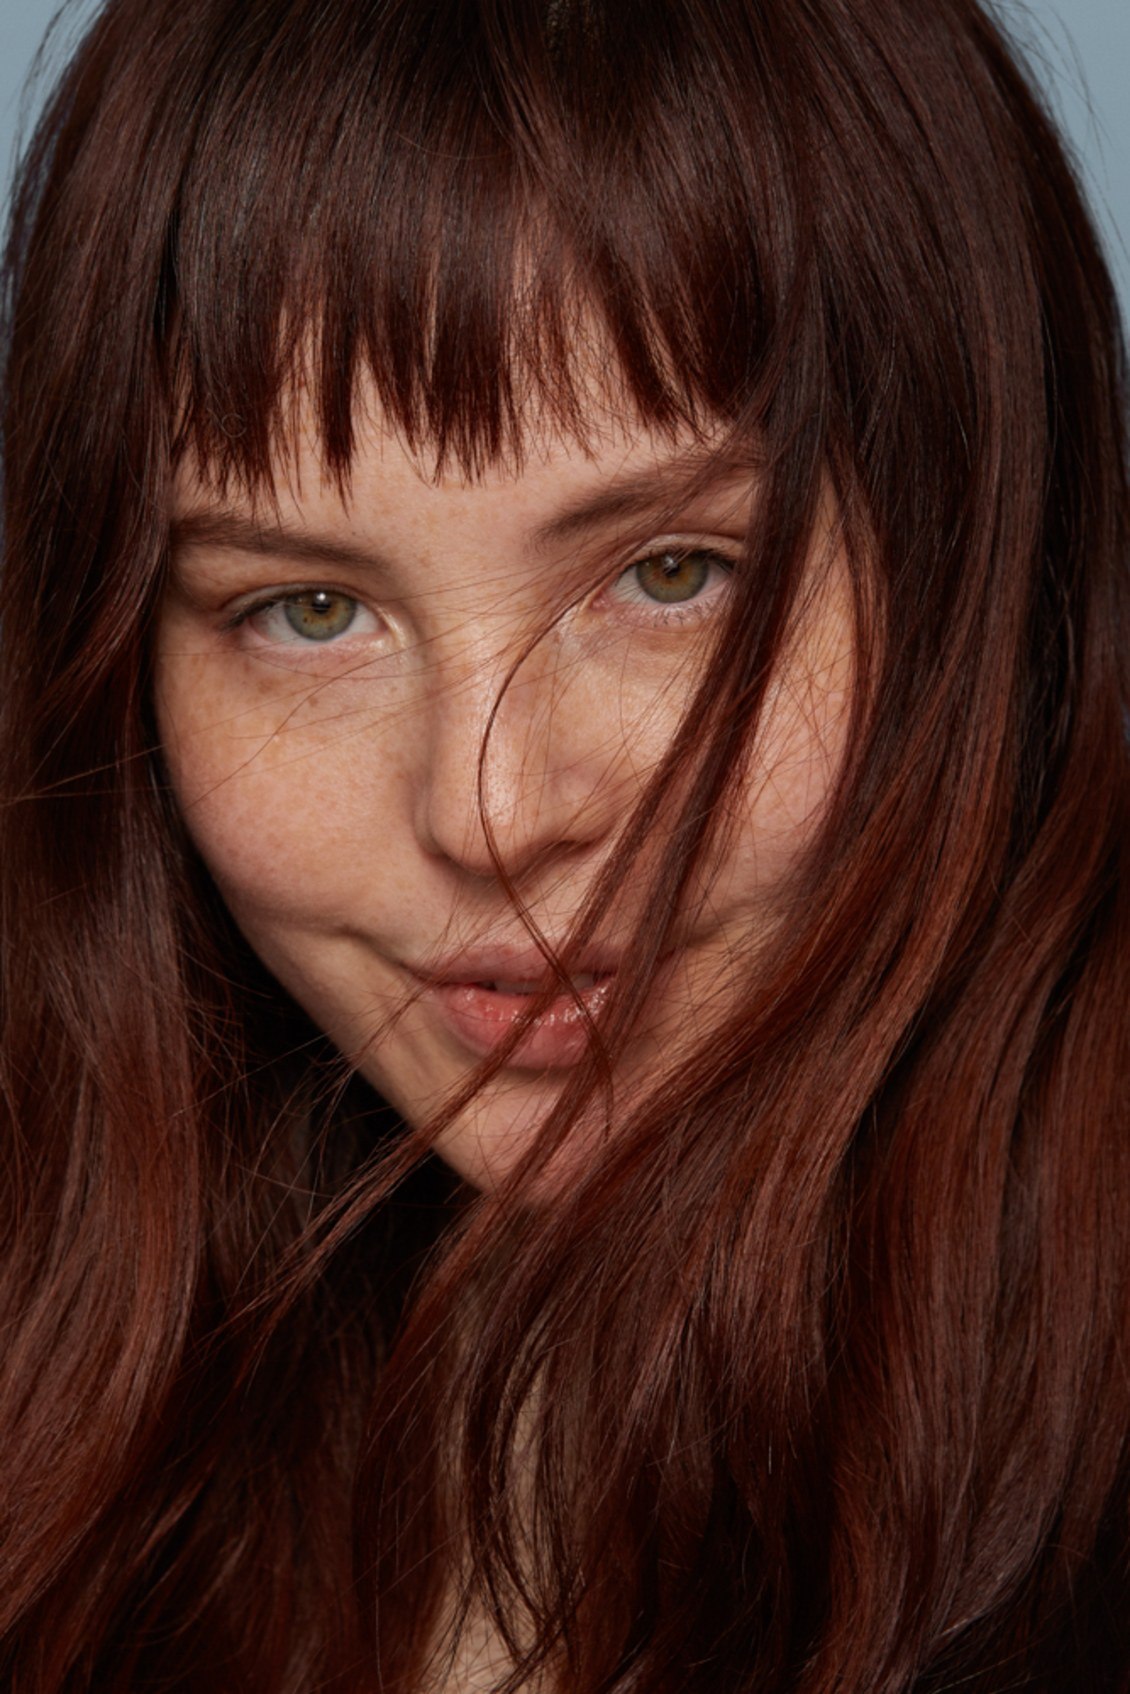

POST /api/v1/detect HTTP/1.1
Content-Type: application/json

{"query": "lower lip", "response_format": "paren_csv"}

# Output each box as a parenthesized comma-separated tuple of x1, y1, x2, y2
(425, 976, 616, 1068)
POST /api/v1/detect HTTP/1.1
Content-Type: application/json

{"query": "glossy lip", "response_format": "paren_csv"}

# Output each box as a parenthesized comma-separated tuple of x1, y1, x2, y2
(405, 943, 625, 1069)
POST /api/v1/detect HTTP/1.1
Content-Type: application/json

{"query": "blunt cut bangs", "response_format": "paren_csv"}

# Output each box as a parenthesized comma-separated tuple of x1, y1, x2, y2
(156, 0, 785, 489)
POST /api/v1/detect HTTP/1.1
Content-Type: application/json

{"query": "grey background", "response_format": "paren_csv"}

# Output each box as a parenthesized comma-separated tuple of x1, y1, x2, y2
(1, 0, 1128, 327)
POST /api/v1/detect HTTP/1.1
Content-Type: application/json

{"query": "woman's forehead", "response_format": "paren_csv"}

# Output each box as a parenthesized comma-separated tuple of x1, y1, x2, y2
(172, 371, 754, 538)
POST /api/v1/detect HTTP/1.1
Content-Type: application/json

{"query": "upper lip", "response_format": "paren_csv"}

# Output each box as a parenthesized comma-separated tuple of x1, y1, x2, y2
(406, 943, 625, 988)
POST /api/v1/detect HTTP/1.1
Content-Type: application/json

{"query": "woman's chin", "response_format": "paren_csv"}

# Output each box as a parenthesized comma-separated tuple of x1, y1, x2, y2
(427, 1078, 598, 1195)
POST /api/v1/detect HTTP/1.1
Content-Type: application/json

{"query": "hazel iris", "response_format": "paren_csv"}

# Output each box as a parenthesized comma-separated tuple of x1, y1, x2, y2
(634, 550, 712, 604)
(283, 591, 358, 640)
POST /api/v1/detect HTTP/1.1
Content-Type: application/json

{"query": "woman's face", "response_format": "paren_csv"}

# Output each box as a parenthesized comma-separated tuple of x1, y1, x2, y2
(156, 393, 852, 1188)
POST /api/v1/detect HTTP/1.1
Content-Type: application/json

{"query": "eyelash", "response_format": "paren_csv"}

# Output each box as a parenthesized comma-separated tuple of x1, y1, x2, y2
(221, 545, 738, 645)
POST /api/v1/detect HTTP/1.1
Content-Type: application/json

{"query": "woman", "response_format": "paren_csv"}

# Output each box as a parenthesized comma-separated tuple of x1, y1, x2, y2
(1, 0, 1127, 1688)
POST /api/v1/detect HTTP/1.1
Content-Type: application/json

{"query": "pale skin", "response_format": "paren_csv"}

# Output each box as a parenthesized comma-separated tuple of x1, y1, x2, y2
(155, 389, 853, 1191)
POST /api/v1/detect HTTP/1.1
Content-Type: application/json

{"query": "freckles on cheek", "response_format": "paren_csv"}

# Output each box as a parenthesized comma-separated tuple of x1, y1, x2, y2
(718, 598, 854, 897)
(155, 642, 404, 926)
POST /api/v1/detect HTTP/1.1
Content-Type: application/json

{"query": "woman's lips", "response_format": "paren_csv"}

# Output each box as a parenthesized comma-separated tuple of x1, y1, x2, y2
(425, 972, 616, 1067)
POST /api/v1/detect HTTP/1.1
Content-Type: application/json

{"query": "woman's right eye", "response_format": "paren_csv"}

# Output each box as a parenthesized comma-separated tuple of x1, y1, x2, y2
(232, 589, 380, 646)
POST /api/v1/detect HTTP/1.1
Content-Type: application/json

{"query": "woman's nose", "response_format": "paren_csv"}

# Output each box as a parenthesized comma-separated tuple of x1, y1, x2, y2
(412, 633, 623, 883)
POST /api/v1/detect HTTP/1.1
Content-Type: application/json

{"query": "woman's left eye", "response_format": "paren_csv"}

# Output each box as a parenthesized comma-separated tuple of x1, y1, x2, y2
(235, 590, 379, 645)
(610, 548, 734, 616)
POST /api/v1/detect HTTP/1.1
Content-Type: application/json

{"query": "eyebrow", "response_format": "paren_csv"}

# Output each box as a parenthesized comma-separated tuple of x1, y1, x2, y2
(170, 508, 383, 571)
(169, 453, 750, 569)
(532, 455, 748, 548)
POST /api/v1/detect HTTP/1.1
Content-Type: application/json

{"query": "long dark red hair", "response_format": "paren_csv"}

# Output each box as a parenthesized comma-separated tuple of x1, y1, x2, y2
(1, 0, 1127, 1688)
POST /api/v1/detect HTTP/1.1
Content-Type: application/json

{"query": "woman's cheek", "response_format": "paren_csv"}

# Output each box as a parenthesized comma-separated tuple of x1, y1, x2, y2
(154, 633, 379, 922)
(706, 574, 854, 908)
